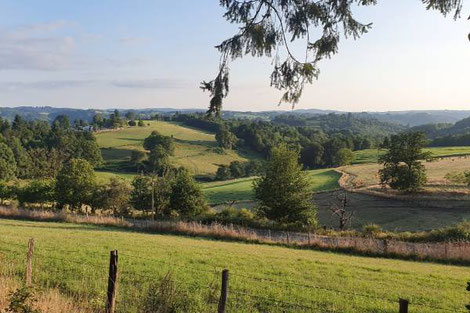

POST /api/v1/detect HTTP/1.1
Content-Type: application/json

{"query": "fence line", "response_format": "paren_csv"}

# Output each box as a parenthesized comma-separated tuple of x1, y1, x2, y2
(0, 239, 468, 313)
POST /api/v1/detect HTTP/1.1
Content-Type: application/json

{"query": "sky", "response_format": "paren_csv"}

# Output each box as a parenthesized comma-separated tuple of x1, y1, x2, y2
(0, 0, 468, 112)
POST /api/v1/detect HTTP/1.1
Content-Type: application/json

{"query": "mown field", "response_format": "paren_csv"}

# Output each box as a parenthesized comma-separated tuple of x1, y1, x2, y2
(353, 146, 470, 164)
(202, 169, 341, 204)
(0, 219, 468, 313)
(343, 157, 470, 187)
(95, 121, 253, 177)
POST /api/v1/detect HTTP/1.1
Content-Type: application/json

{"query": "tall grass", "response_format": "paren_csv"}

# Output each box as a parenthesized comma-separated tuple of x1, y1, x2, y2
(0, 207, 468, 263)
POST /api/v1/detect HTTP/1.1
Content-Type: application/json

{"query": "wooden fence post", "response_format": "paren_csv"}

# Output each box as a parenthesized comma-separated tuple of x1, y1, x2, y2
(307, 232, 311, 246)
(105, 250, 119, 313)
(286, 232, 290, 244)
(26, 238, 34, 287)
(399, 298, 409, 313)
(218, 269, 229, 313)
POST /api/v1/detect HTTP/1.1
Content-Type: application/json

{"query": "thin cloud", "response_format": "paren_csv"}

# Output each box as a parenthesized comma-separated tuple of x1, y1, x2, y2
(0, 21, 76, 71)
(111, 79, 189, 89)
(119, 36, 150, 44)
(0, 80, 94, 90)
(0, 78, 189, 90)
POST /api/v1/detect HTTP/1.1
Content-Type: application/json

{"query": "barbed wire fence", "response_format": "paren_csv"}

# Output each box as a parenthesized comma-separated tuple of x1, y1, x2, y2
(0, 238, 468, 313)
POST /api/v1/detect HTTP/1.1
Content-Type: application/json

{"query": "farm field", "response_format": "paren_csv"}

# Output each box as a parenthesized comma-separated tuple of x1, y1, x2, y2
(95, 121, 252, 177)
(353, 146, 470, 164)
(0, 219, 468, 313)
(202, 169, 341, 204)
(314, 191, 470, 231)
(342, 157, 470, 187)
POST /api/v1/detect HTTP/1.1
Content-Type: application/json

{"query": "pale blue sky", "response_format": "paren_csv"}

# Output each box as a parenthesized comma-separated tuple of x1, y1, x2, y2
(0, 0, 468, 111)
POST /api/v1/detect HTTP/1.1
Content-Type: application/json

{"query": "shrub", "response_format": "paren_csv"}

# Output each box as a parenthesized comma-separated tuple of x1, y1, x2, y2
(0, 181, 14, 204)
(429, 221, 470, 242)
(3, 286, 41, 313)
(16, 180, 55, 208)
(141, 273, 201, 313)
(362, 224, 382, 237)
(444, 172, 467, 184)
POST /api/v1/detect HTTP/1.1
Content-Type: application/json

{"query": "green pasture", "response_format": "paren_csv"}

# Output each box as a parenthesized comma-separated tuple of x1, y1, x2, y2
(202, 169, 341, 204)
(95, 121, 251, 176)
(0, 219, 468, 313)
(353, 146, 470, 164)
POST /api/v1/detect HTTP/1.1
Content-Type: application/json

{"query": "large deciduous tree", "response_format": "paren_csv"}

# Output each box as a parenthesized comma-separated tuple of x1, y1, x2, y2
(55, 158, 97, 211)
(169, 169, 207, 218)
(215, 127, 238, 150)
(253, 144, 317, 226)
(379, 132, 432, 192)
(203, 0, 464, 115)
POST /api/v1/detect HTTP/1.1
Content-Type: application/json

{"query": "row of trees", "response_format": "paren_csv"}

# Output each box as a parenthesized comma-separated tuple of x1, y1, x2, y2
(91, 110, 146, 129)
(0, 115, 102, 181)
(0, 158, 208, 218)
(215, 160, 264, 181)
(178, 114, 366, 170)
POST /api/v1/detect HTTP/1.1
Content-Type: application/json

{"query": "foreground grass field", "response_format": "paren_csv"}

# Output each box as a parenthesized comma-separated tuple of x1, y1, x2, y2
(202, 169, 341, 203)
(0, 219, 468, 313)
(353, 146, 470, 164)
(95, 121, 252, 176)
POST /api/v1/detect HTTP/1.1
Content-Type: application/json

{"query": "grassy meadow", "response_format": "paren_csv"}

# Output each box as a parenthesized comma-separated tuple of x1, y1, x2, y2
(0, 219, 469, 313)
(343, 157, 470, 187)
(202, 169, 341, 204)
(95, 121, 252, 177)
(353, 146, 470, 164)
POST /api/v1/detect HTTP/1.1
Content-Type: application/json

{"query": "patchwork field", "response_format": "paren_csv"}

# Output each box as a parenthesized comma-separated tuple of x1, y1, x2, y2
(202, 169, 341, 204)
(342, 157, 470, 187)
(95, 121, 252, 177)
(353, 146, 470, 164)
(0, 219, 468, 313)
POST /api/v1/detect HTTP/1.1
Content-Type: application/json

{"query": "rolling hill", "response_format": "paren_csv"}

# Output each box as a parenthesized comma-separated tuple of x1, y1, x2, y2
(95, 120, 255, 178)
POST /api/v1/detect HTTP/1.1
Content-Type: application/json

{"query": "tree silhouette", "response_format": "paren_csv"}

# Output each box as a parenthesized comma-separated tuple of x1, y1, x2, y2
(203, 0, 464, 115)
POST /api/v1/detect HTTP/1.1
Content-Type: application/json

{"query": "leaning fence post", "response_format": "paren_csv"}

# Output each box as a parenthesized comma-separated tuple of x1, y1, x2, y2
(217, 269, 229, 313)
(26, 238, 34, 287)
(106, 250, 119, 313)
(399, 298, 409, 313)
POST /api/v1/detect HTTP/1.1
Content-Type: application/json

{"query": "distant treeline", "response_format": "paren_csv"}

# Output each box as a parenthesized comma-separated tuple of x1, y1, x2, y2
(0, 115, 102, 181)
(411, 116, 470, 147)
(172, 113, 397, 170)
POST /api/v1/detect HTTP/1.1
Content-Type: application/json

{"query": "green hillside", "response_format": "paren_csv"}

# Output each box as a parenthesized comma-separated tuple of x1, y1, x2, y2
(95, 121, 253, 177)
(202, 169, 341, 204)
(0, 219, 468, 313)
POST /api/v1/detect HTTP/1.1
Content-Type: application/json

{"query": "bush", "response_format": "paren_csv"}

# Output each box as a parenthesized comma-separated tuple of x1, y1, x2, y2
(3, 286, 41, 313)
(16, 180, 55, 208)
(0, 181, 14, 204)
(444, 172, 467, 184)
(429, 221, 470, 242)
(141, 273, 204, 313)
(362, 224, 382, 237)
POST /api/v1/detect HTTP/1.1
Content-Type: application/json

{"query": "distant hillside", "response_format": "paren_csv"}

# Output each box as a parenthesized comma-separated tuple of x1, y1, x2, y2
(411, 116, 470, 138)
(1, 106, 469, 127)
(272, 113, 406, 137)
(0, 106, 205, 123)
(365, 111, 470, 127)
